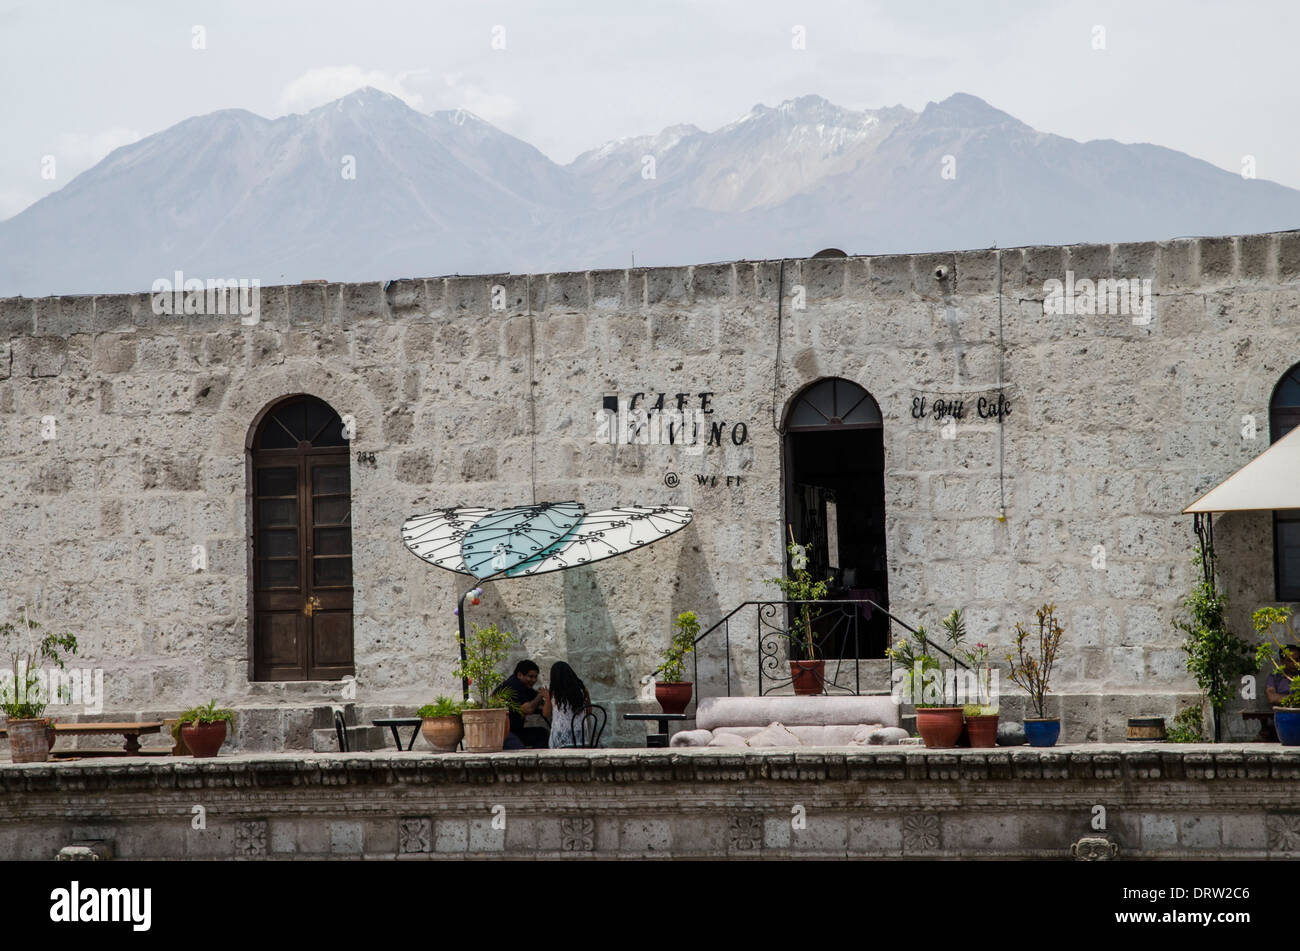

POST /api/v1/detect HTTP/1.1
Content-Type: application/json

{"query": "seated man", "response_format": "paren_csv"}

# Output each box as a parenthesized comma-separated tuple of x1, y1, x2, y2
(496, 660, 550, 750)
(1266, 646, 1300, 706)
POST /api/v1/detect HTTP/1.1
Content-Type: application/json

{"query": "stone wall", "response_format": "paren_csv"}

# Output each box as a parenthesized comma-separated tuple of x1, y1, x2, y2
(4, 747, 1300, 859)
(1, 232, 1298, 744)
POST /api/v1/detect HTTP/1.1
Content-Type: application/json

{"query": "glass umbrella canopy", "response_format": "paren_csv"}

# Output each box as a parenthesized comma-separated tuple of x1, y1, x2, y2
(402, 501, 694, 702)
(402, 502, 694, 581)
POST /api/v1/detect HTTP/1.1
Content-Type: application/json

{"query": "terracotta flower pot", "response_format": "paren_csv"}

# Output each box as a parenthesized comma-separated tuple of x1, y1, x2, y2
(655, 682, 693, 715)
(163, 719, 192, 756)
(181, 721, 228, 758)
(6, 717, 52, 764)
(421, 715, 464, 752)
(790, 660, 826, 696)
(965, 714, 999, 748)
(461, 708, 509, 753)
(916, 707, 964, 748)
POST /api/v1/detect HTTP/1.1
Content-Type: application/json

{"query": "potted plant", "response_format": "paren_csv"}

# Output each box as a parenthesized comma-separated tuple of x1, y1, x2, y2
(766, 531, 831, 695)
(922, 609, 967, 747)
(1173, 548, 1254, 741)
(417, 696, 464, 752)
(961, 639, 999, 748)
(886, 618, 963, 748)
(456, 622, 517, 753)
(175, 700, 236, 758)
(1007, 604, 1065, 747)
(0, 607, 78, 764)
(656, 611, 698, 714)
(1253, 606, 1300, 745)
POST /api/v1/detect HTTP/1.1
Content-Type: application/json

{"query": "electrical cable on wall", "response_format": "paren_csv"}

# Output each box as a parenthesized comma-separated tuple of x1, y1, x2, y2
(996, 249, 1007, 523)
(771, 259, 785, 433)
(527, 274, 537, 505)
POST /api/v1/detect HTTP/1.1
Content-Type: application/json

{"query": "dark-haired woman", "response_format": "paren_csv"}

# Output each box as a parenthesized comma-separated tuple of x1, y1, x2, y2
(546, 661, 592, 748)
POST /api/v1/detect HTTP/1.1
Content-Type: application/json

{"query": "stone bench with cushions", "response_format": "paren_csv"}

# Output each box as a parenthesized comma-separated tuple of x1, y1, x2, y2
(670, 695, 904, 748)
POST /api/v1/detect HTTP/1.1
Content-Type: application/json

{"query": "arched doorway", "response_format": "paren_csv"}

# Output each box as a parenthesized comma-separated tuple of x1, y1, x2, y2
(1270, 363, 1300, 599)
(782, 378, 889, 658)
(249, 395, 355, 680)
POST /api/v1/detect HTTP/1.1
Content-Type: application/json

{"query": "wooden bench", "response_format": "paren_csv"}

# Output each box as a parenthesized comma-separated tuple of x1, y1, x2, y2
(1, 721, 166, 757)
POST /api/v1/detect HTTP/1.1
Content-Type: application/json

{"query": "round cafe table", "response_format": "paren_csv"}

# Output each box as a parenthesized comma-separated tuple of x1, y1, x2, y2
(622, 712, 689, 748)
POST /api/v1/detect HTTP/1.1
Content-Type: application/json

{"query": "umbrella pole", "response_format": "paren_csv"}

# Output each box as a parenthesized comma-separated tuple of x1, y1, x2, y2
(458, 586, 471, 703)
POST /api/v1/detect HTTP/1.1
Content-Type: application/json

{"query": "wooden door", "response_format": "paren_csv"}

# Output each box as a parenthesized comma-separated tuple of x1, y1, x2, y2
(251, 396, 354, 680)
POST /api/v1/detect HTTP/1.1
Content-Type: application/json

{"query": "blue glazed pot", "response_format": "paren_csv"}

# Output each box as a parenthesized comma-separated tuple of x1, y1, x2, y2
(1024, 718, 1061, 747)
(1274, 709, 1300, 746)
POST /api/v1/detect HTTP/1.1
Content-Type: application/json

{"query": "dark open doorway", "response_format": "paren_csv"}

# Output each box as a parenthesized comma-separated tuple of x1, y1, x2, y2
(783, 378, 890, 659)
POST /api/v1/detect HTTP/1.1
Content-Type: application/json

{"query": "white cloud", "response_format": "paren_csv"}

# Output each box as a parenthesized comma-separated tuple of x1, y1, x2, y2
(279, 66, 429, 114)
(0, 127, 145, 219)
(0, 186, 41, 221)
(435, 73, 519, 123)
(55, 127, 143, 167)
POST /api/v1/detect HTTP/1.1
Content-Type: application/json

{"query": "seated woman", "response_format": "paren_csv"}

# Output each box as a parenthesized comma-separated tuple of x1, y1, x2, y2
(545, 661, 592, 749)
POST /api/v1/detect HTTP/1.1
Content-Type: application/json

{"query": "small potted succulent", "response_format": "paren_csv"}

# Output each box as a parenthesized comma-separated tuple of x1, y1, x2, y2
(1254, 606, 1300, 745)
(766, 532, 831, 695)
(175, 700, 236, 758)
(417, 695, 464, 752)
(1008, 604, 1065, 747)
(656, 611, 699, 714)
(1, 607, 78, 763)
(456, 622, 517, 753)
(961, 640, 999, 748)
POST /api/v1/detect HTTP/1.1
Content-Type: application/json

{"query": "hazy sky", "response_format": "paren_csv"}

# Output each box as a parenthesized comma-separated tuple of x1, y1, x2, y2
(2, 0, 1297, 220)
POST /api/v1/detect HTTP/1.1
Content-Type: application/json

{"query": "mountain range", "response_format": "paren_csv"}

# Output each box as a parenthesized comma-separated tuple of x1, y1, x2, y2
(3, 88, 1299, 297)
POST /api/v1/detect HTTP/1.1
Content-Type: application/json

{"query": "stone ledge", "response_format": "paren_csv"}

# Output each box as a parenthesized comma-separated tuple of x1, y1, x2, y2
(3, 231, 1296, 332)
(4, 744, 1299, 792)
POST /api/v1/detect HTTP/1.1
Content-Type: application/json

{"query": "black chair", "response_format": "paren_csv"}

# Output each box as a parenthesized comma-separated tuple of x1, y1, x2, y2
(334, 709, 350, 752)
(561, 704, 607, 748)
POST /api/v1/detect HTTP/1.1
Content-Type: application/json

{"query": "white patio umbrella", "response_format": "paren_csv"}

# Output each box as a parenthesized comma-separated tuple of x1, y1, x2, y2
(401, 502, 693, 696)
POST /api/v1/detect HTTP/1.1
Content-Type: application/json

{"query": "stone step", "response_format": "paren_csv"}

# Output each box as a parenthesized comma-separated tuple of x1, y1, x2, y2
(245, 681, 354, 702)
(311, 725, 387, 753)
(311, 703, 357, 730)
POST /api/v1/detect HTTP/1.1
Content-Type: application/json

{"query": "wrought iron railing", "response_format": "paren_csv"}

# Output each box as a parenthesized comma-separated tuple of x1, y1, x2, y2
(647, 599, 971, 701)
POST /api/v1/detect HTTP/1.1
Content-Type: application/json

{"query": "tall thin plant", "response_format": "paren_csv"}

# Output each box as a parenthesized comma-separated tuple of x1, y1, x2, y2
(659, 611, 699, 683)
(455, 622, 517, 710)
(765, 528, 830, 661)
(1173, 550, 1253, 741)
(0, 606, 78, 720)
(1007, 604, 1064, 720)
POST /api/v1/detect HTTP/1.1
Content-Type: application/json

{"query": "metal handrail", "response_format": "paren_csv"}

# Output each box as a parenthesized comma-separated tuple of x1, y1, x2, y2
(646, 598, 969, 701)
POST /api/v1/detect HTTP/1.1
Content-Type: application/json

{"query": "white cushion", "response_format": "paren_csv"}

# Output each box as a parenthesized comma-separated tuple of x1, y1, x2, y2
(669, 729, 713, 748)
(745, 722, 802, 748)
(706, 732, 748, 747)
(712, 727, 764, 739)
(696, 696, 899, 730)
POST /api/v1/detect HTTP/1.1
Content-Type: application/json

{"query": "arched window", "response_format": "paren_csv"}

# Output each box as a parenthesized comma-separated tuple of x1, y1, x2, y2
(1271, 362, 1300, 442)
(1271, 363, 1300, 600)
(785, 377, 882, 430)
(249, 395, 354, 681)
